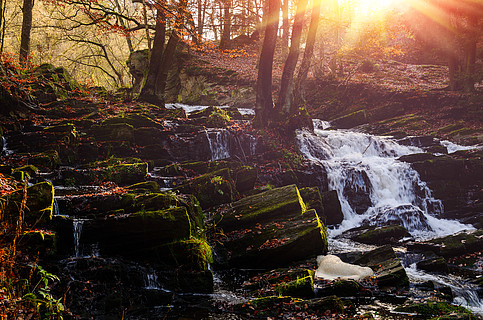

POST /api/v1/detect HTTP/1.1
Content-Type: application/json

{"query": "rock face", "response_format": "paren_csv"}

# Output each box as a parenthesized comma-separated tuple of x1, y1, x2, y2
(212, 184, 328, 268)
(400, 150, 483, 226)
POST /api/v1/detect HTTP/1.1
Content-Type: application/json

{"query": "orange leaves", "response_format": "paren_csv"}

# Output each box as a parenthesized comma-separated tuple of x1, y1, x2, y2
(259, 237, 289, 250)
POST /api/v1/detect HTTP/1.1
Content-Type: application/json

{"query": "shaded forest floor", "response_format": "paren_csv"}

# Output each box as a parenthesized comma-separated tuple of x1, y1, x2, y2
(188, 43, 482, 145)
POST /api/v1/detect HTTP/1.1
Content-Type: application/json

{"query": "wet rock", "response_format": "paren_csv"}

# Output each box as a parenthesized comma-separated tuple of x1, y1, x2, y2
(320, 190, 344, 226)
(176, 168, 236, 209)
(300, 187, 325, 218)
(354, 245, 409, 291)
(417, 256, 449, 273)
(126, 181, 160, 193)
(90, 123, 135, 142)
(343, 169, 372, 214)
(275, 275, 314, 298)
(398, 135, 437, 149)
(19, 230, 56, 256)
(57, 160, 148, 186)
(317, 280, 362, 297)
(352, 225, 411, 245)
(102, 113, 163, 128)
(368, 204, 431, 232)
(212, 185, 327, 268)
(428, 230, 483, 258)
(234, 166, 258, 193)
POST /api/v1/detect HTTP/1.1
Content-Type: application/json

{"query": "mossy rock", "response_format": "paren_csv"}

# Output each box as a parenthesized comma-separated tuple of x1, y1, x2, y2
(158, 238, 213, 271)
(395, 302, 474, 319)
(318, 280, 362, 297)
(176, 168, 236, 209)
(83, 207, 192, 259)
(19, 230, 56, 256)
(429, 230, 483, 258)
(234, 166, 258, 193)
(13, 165, 38, 177)
(133, 192, 204, 237)
(331, 110, 367, 129)
(126, 181, 160, 193)
(214, 203, 328, 268)
(44, 123, 76, 133)
(352, 225, 410, 245)
(275, 275, 314, 298)
(243, 268, 315, 291)
(300, 187, 325, 218)
(215, 184, 306, 232)
(61, 162, 148, 186)
(354, 245, 409, 290)
(417, 256, 449, 273)
(2, 181, 54, 226)
(27, 150, 61, 170)
(298, 295, 345, 314)
(90, 123, 135, 142)
(102, 113, 162, 128)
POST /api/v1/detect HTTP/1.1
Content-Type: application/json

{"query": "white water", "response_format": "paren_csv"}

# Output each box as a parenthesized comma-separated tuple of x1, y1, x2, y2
(165, 103, 255, 116)
(297, 123, 471, 239)
(1, 136, 13, 156)
(440, 140, 480, 154)
(206, 129, 231, 161)
(406, 263, 483, 314)
(73, 219, 85, 257)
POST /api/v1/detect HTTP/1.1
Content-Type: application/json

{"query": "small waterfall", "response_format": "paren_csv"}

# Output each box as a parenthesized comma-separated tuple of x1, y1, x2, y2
(405, 263, 483, 314)
(1, 136, 13, 156)
(206, 129, 231, 161)
(53, 199, 60, 216)
(145, 270, 161, 290)
(297, 123, 470, 238)
(73, 218, 85, 257)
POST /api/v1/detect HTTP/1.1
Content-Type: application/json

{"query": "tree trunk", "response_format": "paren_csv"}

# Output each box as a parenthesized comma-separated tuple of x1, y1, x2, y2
(463, 14, 477, 92)
(19, 0, 34, 62)
(198, 0, 203, 41)
(294, 0, 320, 108)
(281, 0, 289, 58)
(291, 0, 321, 131)
(253, 0, 280, 128)
(139, 9, 167, 103)
(275, 0, 308, 118)
(220, 0, 231, 48)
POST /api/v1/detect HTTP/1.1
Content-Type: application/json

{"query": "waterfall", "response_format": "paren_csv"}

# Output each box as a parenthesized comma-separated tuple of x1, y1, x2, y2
(73, 218, 85, 257)
(1, 136, 13, 156)
(297, 123, 470, 239)
(206, 129, 231, 161)
(145, 270, 161, 290)
(405, 263, 483, 314)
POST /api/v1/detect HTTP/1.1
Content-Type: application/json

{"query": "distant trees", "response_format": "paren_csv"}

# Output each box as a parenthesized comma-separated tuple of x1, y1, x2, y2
(254, 0, 321, 130)
(405, 0, 483, 91)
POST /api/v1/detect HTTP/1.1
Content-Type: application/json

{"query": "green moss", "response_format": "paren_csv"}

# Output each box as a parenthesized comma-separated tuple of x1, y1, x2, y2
(26, 150, 61, 170)
(354, 225, 410, 245)
(20, 230, 56, 255)
(275, 275, 314, 298)
(395, 302, 473, 318)
(126, 181, 160, 193)
(102, 162, 149, 185)
(160, 238, 213, 271)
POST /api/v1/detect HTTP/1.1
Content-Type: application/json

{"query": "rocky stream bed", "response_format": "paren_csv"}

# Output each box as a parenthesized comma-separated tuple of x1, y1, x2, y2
(1, 98, 482, 319)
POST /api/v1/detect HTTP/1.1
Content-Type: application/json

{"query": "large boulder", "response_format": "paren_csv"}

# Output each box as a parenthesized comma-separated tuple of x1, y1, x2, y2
(212, 185, 328, 268)
(353, 245, 409, 291)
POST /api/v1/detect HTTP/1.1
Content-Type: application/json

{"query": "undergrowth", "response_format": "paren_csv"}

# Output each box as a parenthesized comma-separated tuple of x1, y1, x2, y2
(0, 174, 67, 319)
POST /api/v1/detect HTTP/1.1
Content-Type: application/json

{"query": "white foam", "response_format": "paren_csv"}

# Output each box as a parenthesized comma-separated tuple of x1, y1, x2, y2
(316, 255, 374, 281)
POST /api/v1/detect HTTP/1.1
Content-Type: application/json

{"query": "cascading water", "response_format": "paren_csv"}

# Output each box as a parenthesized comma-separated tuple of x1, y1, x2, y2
(1, 136, 13, 156)
(206, 129, 231, 161)
(297, 122, 471, 239)
(73, 218, 85, 257)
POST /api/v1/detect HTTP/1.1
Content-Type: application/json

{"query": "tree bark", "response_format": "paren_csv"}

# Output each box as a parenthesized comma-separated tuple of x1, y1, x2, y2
(139, 9, 166, 102)
(290, 0, 321, 131)
(220, 0, 231, 48)
(275, 0, 308, 118)
(253, 0, 280, 128)
(19, 0, 34, 62)
(463, 14, 477, 92)
(281, 0, 289, 58)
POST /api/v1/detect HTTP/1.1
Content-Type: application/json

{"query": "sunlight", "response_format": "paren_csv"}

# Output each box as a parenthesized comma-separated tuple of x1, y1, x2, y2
(350, 0, 396, 16)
